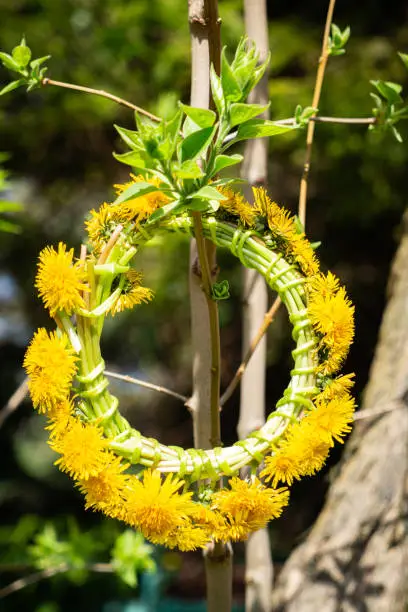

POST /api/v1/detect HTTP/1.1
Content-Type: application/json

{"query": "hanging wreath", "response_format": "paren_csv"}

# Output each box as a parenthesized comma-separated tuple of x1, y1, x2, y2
(23, 174, 355, 552)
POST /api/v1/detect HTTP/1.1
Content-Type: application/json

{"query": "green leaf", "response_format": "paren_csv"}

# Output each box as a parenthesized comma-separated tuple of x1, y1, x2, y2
(0, 219, 21, 234)
(229, 102, 270, 128)
(180, 125, 216, 163)
(391, 125, 403, 143)
(221, 48, 242, 102)
(12, 43, 31, 68)
(398, 52, 408, 71)
(210, 177, 246, 187)
(187, 185, 227, 201)
(211, 279, 230, 300)
(114, 125, 143, 150)
(0, 200, 23, 213)
(210, 65, 225, 115)
(111, 531, 155, 589)
(232, 119, 295, 143)
(146, 199, 181, 224)
(179, 103, 216, 128)
(211, 153, 243, 175)
(164, 109, 183, 156)
(0, 52, 21, 72)
(0, 79, 25, 96)
(173, 159, 204, 179)
(30, 55, 51, 71)
(114, 181, 159, 205)
(370, 80, 403, 104)
(113, 150, 148, 169)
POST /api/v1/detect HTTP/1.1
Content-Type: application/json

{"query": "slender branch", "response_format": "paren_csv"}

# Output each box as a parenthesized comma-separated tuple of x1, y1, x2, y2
(104, 370, 188, 404)
(273, 116, 377, 126)
(41, 78, 161, 122)
(0, 563, 113, 598)
(191, 212, 221, 447)
(353, 403, 404, 421)
(298, 0, 337, 227)
(0, 378, 28, 429)
(220, 296, 281, 407)
(311, 115, 376, 125)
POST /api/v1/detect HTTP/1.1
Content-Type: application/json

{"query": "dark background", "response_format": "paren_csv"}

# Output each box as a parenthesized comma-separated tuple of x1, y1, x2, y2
(1, 0, 407, 609)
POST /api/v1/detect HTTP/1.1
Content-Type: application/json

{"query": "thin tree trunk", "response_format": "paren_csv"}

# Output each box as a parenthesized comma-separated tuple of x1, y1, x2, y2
(271, 211, 408, 612)
(238, 2, 272, 611)
(187, 2, 233, 610)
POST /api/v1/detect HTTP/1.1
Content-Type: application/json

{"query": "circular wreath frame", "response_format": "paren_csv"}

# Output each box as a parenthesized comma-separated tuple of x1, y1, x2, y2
(73, 214, 320, 483)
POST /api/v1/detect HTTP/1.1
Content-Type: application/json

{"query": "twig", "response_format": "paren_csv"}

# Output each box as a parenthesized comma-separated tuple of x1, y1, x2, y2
(273, 116, 377, 126)
(220, 296, 281, 407)
(0, 562, 113, 598)
(41, 78, 161, 122)
(311, 115, 376, 125)
(298, 0, 337, 227)
(104, 369, 188, 403)
(191, 212, 221, 448)
(0, 378, 28, 429)
(353, 403, 404, 421)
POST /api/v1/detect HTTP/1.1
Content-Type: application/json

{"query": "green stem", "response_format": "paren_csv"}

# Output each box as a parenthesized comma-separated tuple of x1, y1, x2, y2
(191, 212, 221, 448)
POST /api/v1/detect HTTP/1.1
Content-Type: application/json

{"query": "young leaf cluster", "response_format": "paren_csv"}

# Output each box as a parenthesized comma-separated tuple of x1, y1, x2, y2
(328, 24, 350, 57)
(0, 156, 22, 234)
(0, 37, 50, 96)
(0, 515, 156, 590)
(370, 53, 408, 142)
(114, 38, 295, 222)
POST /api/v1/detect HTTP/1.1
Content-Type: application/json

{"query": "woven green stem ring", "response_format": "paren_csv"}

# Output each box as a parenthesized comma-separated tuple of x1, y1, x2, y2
(76, 215, 319, 483)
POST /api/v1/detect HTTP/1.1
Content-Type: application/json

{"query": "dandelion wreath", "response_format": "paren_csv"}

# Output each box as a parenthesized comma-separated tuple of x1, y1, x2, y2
(23, 174, 355, 552)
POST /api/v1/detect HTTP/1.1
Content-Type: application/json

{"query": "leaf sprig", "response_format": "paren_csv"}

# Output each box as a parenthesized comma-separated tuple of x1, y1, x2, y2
(0, 37, 50, 96)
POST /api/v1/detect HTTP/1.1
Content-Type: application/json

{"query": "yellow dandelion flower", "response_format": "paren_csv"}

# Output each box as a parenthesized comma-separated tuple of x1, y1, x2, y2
(123, 470, 197, 539)
(218, 188, 256, 226)
(305, 395, 355, 445)
(261, 418, 331, 486)
(46, 397, 76, 438)
(308, 283, 355, 375)
(286, 422, 331, 475)
(23, 328, 78, 411)
(253, 187, 295, 240)
(287, 233, 319, 276)
(260, 446, 304, 488)
(211, 477, 289, 531)
(110, 270, 154, 316)
(317, 373, 355, 403)
(253, 188, 319, 276)
(85, 203, 129, 253)
(212, 511, 252, 542)
(77, 455, 130, 516)
(114, 174, 169, 225)
(35, 243, 88, 316)
(49, 417, 109, 480)
(308, 271, 340, 300)
(152, 522, 210, 551)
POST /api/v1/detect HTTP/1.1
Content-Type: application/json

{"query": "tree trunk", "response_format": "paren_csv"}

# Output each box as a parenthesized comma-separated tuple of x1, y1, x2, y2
(271, 211, 408, 612)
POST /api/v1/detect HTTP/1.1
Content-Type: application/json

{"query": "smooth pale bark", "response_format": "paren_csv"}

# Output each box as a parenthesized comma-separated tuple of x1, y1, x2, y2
(238, 2, 273, 611)
(188, 2, 233, 611)
(271, 211, 408, 612)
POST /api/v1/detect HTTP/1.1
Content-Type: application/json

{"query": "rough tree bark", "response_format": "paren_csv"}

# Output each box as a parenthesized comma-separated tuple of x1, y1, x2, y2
(271, 211, 408, 612)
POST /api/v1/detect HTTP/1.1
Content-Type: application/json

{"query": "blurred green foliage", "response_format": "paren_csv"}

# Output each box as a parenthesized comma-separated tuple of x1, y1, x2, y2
(1, 0, 408, 609)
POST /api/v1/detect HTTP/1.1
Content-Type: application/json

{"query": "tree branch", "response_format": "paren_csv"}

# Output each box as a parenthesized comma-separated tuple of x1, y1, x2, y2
(42, 78, 161, 122)
(298, 0, 337, 227)
(220, 297, 281, 407)
(0, 378, 28, 429)
(104, 370, 188, 404)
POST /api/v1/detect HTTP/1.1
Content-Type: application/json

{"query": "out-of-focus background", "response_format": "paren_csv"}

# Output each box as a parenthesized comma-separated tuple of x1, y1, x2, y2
(0, 1, 407, 610)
